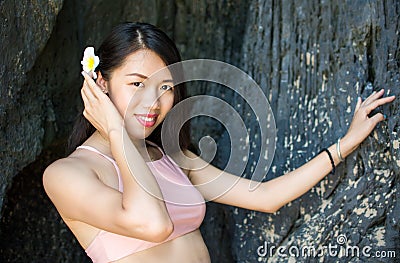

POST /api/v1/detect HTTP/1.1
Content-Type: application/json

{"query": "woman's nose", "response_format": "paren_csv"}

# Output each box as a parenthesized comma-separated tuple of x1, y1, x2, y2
(141, 88, 161, 109)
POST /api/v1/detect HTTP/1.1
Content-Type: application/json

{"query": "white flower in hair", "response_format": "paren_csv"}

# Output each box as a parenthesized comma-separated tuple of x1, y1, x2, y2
(81, 47, 100, 79)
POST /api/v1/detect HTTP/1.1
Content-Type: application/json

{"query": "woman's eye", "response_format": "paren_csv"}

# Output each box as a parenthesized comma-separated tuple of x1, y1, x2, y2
(161, 85, 173, 91)
(132, 82, 145, 88)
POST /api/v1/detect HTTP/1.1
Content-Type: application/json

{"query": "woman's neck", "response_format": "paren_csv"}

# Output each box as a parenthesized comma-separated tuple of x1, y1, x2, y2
(85, 130, 148, 159)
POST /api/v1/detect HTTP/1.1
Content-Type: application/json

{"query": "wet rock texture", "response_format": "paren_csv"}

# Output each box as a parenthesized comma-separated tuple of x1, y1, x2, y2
(0, 0, 399, 262)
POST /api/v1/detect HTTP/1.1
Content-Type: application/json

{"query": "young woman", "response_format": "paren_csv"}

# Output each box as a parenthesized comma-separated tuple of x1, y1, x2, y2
(43, 22, 395, 263)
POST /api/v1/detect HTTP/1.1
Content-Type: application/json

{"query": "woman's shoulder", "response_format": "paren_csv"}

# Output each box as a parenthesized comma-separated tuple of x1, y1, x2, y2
(43, 153, 98, 196)
(45, 152, 92, 176)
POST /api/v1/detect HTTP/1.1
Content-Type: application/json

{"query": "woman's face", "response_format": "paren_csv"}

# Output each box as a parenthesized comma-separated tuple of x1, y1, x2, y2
(103, 49, 175, 140)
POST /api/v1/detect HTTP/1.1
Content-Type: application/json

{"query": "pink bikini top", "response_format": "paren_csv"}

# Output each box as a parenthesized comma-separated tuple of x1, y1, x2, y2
(77, 142, 206, 263)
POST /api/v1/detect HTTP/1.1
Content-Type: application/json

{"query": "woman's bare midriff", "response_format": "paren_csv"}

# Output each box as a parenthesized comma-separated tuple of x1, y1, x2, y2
(111, 230, 210, 263)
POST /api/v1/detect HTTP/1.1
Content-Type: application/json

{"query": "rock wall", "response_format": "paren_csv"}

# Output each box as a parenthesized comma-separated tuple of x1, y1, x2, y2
(226, 1, 400, 262)
(0, 0, 398, 262)
(0, 0, 63, 213)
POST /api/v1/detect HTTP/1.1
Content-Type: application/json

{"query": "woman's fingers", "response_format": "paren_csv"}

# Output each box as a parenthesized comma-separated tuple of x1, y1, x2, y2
(80, 71, 122, 135)
(354, 97, 362, 112)
(370, 112, 386, 125)
(345, 89, 395, 149)
(81, 86, 92, 114)
(81, 80, 95, 101)
(365, 95, 396, 115)
(81, 71, 103, 98)
(364, 89, 383, 104)
(357, 89, 395, 115)
(360, 91, 376, 106)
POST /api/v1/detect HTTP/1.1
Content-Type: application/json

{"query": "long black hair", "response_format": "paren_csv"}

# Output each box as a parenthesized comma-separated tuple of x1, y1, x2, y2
(67, 22, 190, 154)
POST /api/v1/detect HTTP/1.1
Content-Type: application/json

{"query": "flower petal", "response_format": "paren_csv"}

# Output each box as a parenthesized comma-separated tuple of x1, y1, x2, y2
(84, 47, 95, 57)
(94, 56, 100, 68)
(81, 46, 100, 78)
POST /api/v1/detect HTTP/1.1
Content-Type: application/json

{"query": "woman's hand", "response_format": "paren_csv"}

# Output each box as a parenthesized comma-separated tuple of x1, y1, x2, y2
(81, 72, 123, 138)
(341, 89, 396, 158)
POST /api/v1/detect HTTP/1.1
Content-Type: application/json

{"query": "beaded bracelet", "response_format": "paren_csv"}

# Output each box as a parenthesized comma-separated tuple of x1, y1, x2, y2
(319, 148, 335, 175)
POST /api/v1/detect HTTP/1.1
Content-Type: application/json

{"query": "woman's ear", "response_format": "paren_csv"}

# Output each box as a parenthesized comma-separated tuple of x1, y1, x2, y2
(96, 71, 108, 94)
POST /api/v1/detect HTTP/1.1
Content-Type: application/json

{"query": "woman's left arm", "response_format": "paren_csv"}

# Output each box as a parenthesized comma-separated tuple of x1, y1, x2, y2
(185, 89, 395, 213)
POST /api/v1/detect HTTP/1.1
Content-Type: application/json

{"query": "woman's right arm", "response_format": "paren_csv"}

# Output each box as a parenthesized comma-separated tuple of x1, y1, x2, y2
(43, 73, 173, 243)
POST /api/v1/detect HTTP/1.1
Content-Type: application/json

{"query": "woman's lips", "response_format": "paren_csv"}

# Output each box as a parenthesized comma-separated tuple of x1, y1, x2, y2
(134, 114, 159, 127)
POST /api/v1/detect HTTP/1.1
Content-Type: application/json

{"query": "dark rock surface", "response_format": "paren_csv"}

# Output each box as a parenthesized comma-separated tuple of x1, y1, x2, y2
(229, 1, 400, 262)
(0, 0, 399, 262)
(0, 0, 63, 212)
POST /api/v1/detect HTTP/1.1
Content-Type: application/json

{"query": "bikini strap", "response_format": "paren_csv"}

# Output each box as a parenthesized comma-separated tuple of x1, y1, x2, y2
(77, 145, 123, 192)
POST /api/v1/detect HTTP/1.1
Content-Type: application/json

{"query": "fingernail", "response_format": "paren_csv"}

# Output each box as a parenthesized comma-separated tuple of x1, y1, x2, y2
(383, 114, 387, 119)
